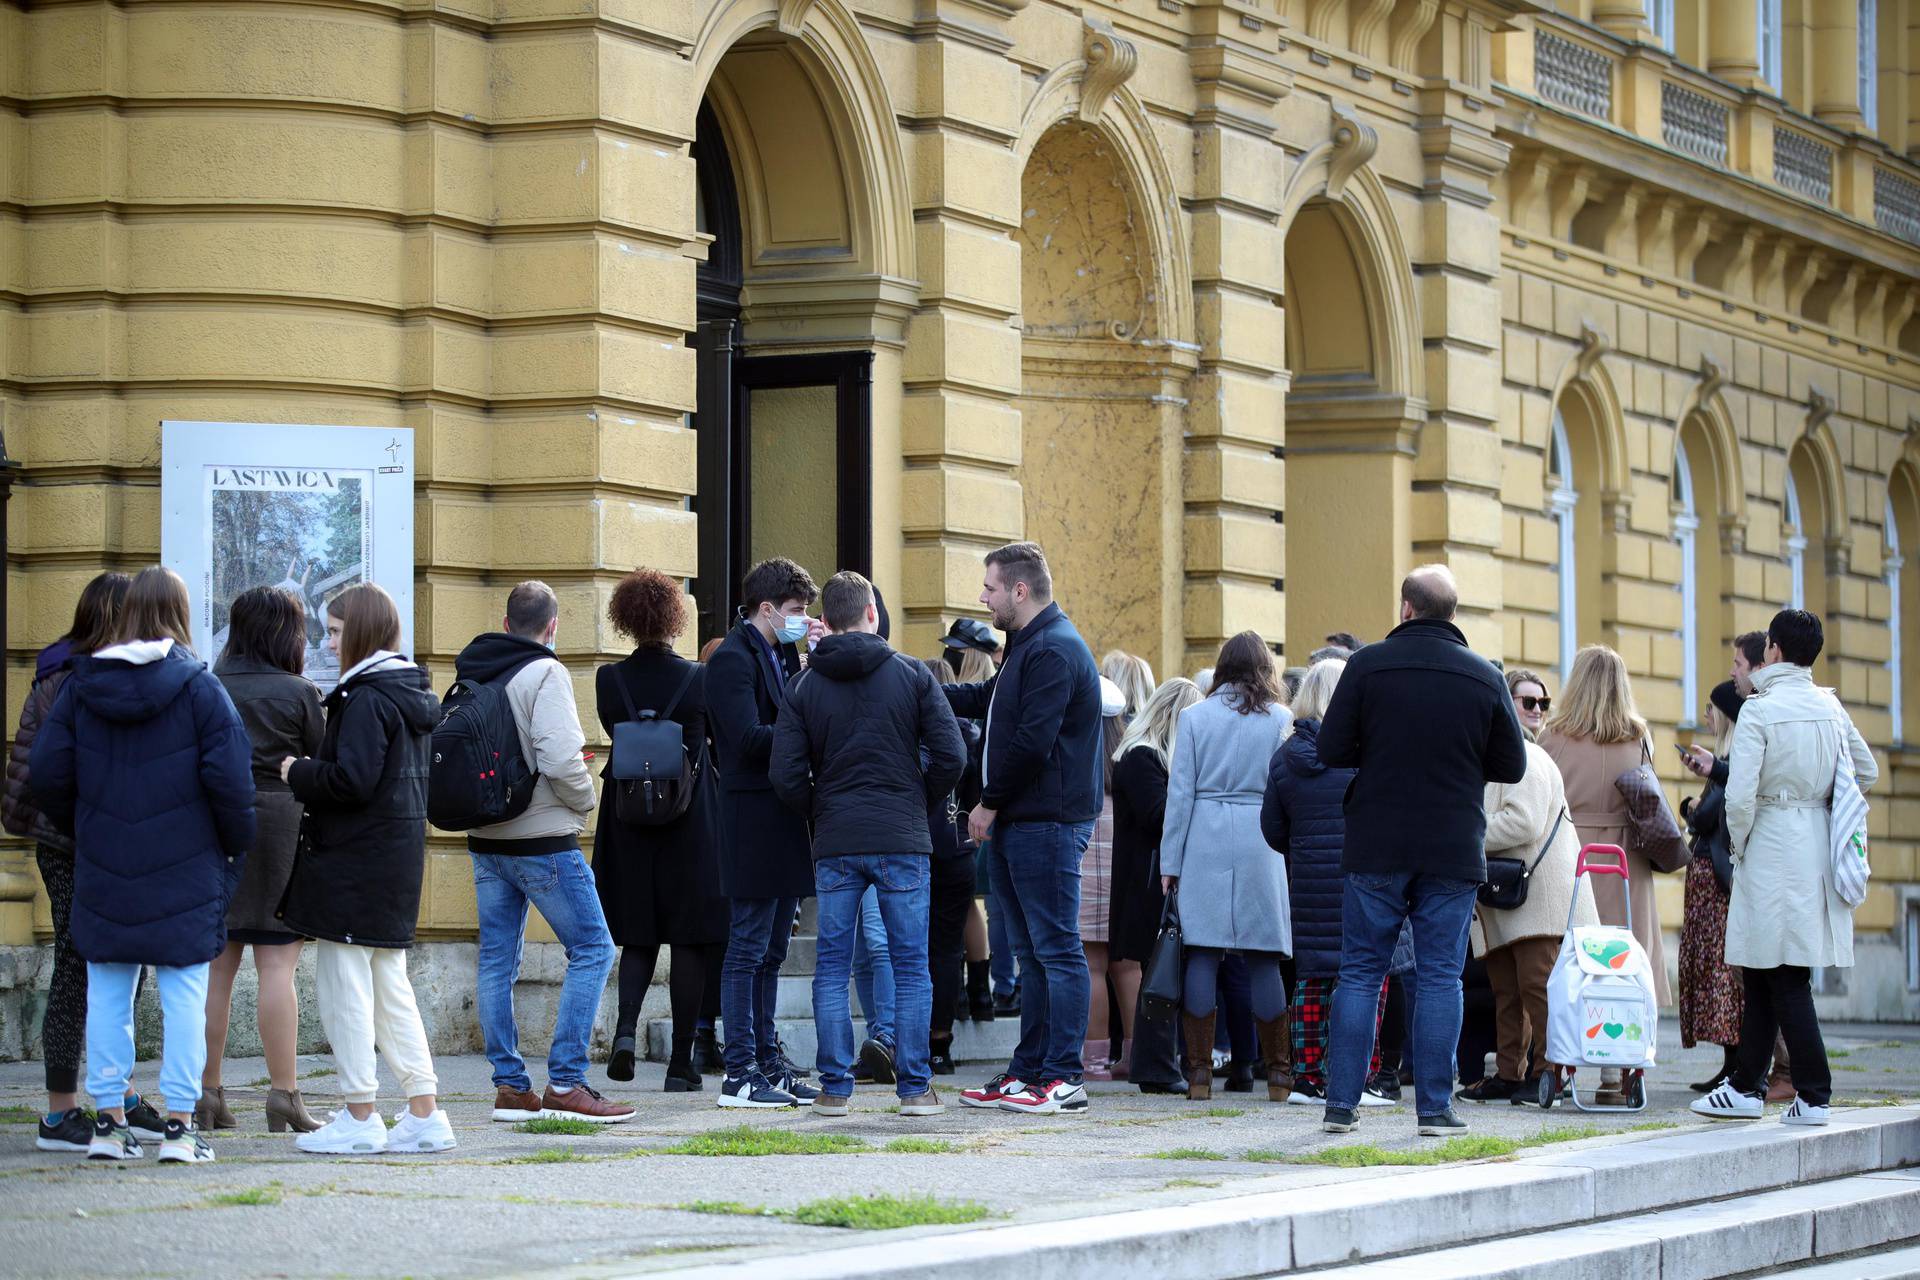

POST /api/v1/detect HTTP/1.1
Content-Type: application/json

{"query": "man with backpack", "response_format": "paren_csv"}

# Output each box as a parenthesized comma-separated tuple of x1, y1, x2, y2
(771, 572, 965, 1116)
(446, 581, 633, 1125)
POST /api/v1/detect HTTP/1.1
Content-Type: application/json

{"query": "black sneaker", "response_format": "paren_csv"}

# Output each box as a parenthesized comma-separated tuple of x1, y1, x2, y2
(37, 1108, 93, 1153)
(1365, 1069, 1402, 1102)
(992, 991, 1021, 1018)
(692, 1028, 723, 1074)
(124, 1094, 166, 1142)
(87, 1115, 144, 1161)
(1456, 1076, 1520, 1104)
(1287, 1079, 1326, 1106)
(859, 1037, 897, 1085)
(716, 1072, 798, 1109)
(929, 1050, 956, 1076)
(1322, 1106, 1358, 1134)
(767, 1043, 811, 1080)
(158, 1118, 216, 1164)
(766, 1067, 820, 1103)
(1418, 1110, 1470, 1136)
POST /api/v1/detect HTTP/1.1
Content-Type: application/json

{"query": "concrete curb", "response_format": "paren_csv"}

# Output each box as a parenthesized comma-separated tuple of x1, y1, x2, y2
(641, 1107, 1920, 1280)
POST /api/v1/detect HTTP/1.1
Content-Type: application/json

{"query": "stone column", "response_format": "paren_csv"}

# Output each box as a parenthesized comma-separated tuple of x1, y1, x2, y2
(898, 1, 1028, 656)
(1708, 0, 1764, 89)
(1185, 18, 1291, 673)
(1591, 0, 1655, 44)
(1811, 0, 1866, 131)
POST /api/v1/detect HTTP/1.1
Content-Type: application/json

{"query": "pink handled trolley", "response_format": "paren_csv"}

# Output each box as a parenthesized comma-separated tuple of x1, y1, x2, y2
(1536, 844, 1659, 1112)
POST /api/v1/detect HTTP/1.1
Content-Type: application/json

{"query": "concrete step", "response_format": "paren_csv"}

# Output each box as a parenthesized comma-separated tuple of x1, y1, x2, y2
(1757, 1242, 1920, 1278)
(645, 1107, 1920, 1280)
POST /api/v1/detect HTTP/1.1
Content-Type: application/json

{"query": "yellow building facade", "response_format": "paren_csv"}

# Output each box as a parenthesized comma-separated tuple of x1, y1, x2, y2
(1, 0, 1917, 1023)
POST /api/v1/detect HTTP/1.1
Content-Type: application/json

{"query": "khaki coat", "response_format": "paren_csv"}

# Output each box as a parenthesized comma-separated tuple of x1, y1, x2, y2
(1472, 741, 1598, 956)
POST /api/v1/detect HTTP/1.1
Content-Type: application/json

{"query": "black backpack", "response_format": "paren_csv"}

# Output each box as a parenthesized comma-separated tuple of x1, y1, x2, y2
(427, 663, 541, 831)
(609, 664, 700, 826)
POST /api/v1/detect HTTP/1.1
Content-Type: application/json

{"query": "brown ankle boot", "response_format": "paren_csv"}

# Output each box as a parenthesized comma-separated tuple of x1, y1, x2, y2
(1181, 1011, 1216, 1101)
(265, 1088, 321, 1134)
(195, 1084, 237, 1130)
(1256, 1016, 1292, 1102)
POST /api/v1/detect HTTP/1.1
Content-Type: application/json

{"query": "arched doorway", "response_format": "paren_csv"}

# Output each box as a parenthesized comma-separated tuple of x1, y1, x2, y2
(1280, 199, 1420, 662)
(1014, 122, 1180, 673)
(1673, 413, 1730, 726)
(1547, 384, 1612, 681)
(687, 24, 906, 642)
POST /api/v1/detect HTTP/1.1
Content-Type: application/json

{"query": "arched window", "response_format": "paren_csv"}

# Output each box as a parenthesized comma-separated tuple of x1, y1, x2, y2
(1674, 442, 1700, 723)
(1860, 0, 1879, 134)
(1890, 496, 1905, 744)
(1551, 409, 1580, 680)
(1785, 471, 1807, 610)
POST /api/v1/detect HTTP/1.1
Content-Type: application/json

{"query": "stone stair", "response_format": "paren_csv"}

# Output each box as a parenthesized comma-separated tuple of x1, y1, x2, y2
(644, 896, 1026, 1067)
(649, 1107, 1920, 1280)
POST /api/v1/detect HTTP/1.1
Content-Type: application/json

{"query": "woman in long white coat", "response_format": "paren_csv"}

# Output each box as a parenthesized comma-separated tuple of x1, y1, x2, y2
(1695, 611, 1876, 1127)
(1160, 632, 1293, 1101)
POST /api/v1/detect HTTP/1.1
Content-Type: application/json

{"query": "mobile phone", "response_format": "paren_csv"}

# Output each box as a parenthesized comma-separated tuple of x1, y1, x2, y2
(1674, 743, 1691, 757)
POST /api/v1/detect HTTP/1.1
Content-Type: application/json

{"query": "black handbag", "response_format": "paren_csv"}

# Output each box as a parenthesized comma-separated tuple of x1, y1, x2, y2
(1140, 891, 1184, 1022)
(1478, 810, 1566, 910)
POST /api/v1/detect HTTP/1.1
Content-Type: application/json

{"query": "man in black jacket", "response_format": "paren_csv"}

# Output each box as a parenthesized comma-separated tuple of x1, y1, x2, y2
(705, 558, 825, 1109)
(940, 541, 1104, 1116)
(1316, 564, 1528, 1137)
(771, 572, 964, 1116)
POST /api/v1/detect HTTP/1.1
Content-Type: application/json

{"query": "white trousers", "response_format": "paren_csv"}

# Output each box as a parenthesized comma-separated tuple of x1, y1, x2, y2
(313, 941, 438, 1104)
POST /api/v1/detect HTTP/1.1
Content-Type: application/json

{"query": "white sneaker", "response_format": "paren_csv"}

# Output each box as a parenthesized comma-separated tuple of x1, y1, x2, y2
(1358, 1087, 1396, 1108)
(296, 1109, 390, 1155)
(1690, 1082, 1764, 1121)
(387, 1108, 458, 1152)
(1780, 1097, 1830, 1127)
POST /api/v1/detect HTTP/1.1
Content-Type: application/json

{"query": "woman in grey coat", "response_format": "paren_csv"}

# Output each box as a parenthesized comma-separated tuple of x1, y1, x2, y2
(205, 586, 325, 1134)
(1160, 632, 1294, 1101)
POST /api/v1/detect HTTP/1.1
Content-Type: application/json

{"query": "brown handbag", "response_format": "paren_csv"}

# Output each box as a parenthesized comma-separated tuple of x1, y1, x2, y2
(1614, 742, 1690, 873)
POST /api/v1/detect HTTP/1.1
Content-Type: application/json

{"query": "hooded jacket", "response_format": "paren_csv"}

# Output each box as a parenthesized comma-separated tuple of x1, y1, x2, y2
(5, 638, 78, 852)
(770, 630, 965, 859)
(453, 632, 596, 855)
(28, 639, 256, 967)
(281, 653, 439, 948)
(1260, 718, 1355, 977)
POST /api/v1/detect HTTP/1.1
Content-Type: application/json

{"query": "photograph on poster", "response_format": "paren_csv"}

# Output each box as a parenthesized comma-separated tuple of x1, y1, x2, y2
(161, 422, 414, 693)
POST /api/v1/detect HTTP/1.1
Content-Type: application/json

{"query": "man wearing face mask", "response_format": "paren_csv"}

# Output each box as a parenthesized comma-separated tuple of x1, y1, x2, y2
(707, 558, 828, 1108)
(456, 581, 633, 1125)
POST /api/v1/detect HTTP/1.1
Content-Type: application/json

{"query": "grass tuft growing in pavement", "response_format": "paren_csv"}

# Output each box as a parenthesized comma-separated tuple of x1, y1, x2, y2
(884, 1137, 959, 1154)
(1146, 1147, 1229, 1161)
(507, 1146, 590, 1164)
(0, 1107, 40, 1124)
(680, 1200, 776, 1218)
(1257, 1123, 1663, 1169)
(665, 1126, 868, 1157)
(207, 1186, 283, 1207)
(516, 1117, 604, 1136)
(789, 1193, 993, 1230)
(1165, 1178, 1221, 1189)
(1201, 1107, 1246, 1118)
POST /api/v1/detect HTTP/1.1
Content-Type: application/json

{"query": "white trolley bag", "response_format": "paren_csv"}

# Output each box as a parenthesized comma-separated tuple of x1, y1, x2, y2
(1539, 844, 1658, 1111)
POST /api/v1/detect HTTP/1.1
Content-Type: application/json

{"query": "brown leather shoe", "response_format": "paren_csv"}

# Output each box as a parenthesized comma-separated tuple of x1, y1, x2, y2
(1765, 1070, 1797, 1104)
(491, 1085, 545, 1123)
(541, 1083, 636, 1124)
(194, 1084, 237, 1131)
(1180, 1011, 1216, 1101)
(1255, 1017, 1292, 1102)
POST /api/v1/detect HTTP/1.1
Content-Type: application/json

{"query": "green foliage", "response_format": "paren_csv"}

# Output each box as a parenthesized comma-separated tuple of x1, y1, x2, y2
(679, 1201, 775, 1218)
(515, 1117, 604, 1136)
(883, 1137, 958, 1154)
(663, 1126, 868, 1157)
(1145, 1148, 1229, 1161)
(207, 1186, 283, 1207)
(788, 1194, 992, 1230)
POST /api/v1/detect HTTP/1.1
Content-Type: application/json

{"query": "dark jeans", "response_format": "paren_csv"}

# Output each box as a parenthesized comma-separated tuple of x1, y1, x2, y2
(928, 851, 977, 1043)
(1328, 872, 1478, 1117)
(1730, 964, 1831, 1106)
(720, 895, 798, 1080)
(983, 819, 1093, 1084)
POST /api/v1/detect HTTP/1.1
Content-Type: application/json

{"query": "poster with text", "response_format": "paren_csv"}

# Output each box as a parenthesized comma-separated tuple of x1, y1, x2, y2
(162, 423, 414, 692)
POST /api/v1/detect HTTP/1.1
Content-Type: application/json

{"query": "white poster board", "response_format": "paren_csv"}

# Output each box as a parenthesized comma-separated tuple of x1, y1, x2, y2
(161, 423, 414, 692)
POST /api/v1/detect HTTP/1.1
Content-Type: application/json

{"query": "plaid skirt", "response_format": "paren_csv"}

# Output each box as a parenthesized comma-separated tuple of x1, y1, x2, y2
(1078, 797, 1115, 941)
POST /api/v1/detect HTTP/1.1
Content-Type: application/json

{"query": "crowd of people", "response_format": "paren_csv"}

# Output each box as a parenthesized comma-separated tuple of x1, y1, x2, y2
(1, 538, 1879, 1160)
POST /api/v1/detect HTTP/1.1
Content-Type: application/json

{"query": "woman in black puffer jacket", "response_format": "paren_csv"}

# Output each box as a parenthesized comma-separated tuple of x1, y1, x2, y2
(1261, 658, 1390, 1106)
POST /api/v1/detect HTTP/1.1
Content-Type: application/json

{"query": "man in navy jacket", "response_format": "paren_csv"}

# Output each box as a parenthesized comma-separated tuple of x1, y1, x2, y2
(1315, 564, 1527, 1137)
(940, 541, 1103, 1116)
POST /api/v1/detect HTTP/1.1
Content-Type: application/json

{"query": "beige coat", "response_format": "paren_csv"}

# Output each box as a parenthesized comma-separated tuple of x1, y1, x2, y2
(469, 656, 598, 845)
(1539, 729, 1672, 1005)
(1724, 663, 1878, 969)
(1472, 741, 1598, 956)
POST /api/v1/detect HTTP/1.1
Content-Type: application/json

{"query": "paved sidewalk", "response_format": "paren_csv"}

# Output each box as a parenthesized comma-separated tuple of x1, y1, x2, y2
(0, 1026, 1911, 1279)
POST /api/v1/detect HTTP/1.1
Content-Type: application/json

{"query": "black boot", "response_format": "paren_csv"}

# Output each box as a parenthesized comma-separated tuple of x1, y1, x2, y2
(607, 1028, 638, 1083)
(692, 1026, 722, 1075)
(1692, 1042, 1739, 1093)
(665, 1035, 702, 1092)
(967, 961, 994, 1022)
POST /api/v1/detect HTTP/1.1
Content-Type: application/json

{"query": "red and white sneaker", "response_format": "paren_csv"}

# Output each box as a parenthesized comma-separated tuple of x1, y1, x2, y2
(959, 1072, 1024, 1110)
(998, 1079, 1088, 1115)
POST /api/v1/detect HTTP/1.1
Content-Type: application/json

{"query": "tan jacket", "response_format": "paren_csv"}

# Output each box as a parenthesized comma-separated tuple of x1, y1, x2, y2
(1472, 741, 1597, 956)
(1724, 663, 1878, 969)
(469, 657, 597, 850)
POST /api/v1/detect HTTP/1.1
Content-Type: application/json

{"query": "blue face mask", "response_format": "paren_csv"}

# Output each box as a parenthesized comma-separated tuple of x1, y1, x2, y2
(776, 614, 811, 645)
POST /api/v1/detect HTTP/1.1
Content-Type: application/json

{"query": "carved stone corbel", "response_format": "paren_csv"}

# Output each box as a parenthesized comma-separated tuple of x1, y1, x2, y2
(1080, 20, 1140, 124)
(1720, 512, 1747, 557)
(1573, 321, 1612, 383)
(1389, 0, 1440, 72)
(775, 0, 816, 37)
(1695, 354, 1727, 405)
(1506, 147, 1555, 237)
(1635, 192, 1683, 276)
(1306, 0, 1342, 42)
(1750, 233, 1790, 310)
(1326, 101, 1379, 199)
(1674, 207, 1718, 280)
(1548, 163, 1594, 241)
(1806, 386, 1836, 436)
(1350, 0, 1398, 61)
(1857, 270, 1894, 345)
(1784, 247, 1829, 315)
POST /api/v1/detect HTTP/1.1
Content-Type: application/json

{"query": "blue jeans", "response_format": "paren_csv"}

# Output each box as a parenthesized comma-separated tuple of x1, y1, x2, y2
(1327, 872, 1478, 1117)
(983, 820, 1092, 1085)
(982, 839, 1019, 999)
(471, 851, 616, 1092)
(721, 895, 798, 1080)
(86, 961, 208, 1114)
(812, 855, 932, 1098)
(852, 885, 896, 1045)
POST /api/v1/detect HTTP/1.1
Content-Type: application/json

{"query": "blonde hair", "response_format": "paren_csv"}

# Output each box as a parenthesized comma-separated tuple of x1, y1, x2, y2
(1288, 658, 1346, 726)
(118, 566, 195, 650)
(1114, 677, 1202, 768)
(328, 582, 403, 673)
(955, 647, 995, 684)
(1101, 651, 1156, 718)
(1706, 701, 1734, 753)
(1545, 645, 1648, 746)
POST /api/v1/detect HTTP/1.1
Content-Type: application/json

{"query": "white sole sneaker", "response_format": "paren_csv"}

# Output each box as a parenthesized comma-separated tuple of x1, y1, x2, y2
(1781, 1100, 1830, 1126)
(1690, 1084, 1764, 1121)
(1286, 1090, 1323, 1106)
(1358, 1090, 1396, 1108)
(491, 1108, 543, 1123)
(157, 1141, 215, 1164)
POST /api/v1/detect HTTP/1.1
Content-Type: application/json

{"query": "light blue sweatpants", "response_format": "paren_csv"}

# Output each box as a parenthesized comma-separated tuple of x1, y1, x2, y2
(85, 961, 209, 1115)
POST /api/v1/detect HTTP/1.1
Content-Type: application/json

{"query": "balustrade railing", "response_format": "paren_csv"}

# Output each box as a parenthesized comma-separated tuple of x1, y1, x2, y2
(1661, 80, 1728, 166)
(1772, 128, 1833, 204)
(1535, 29, 1613, 121)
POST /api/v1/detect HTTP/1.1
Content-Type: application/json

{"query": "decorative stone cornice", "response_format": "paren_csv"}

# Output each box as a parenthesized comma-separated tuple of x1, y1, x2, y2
(1080, 19, 1140, 124)
(1326, 101, 1378, 199)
